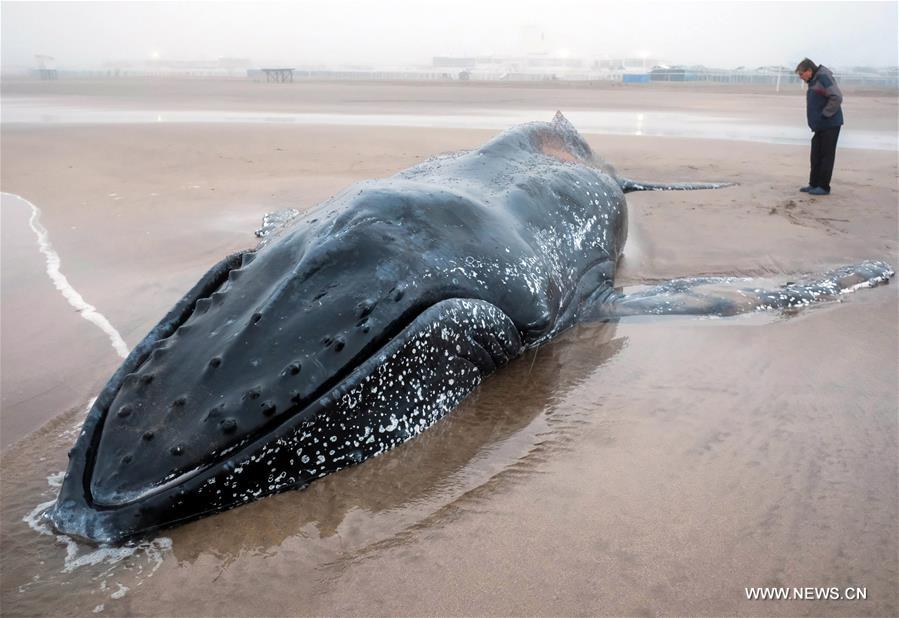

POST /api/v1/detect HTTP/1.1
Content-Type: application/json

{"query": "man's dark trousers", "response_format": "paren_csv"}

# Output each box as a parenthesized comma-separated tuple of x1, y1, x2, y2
(809, 126, 840, 192)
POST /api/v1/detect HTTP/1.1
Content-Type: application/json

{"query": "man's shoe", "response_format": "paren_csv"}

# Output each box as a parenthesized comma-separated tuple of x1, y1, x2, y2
(808, 187, 830, 196)
(799, 185, 813, 192)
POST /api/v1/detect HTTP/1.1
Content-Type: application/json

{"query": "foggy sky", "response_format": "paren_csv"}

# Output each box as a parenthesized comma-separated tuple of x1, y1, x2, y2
(2, 1, 897, 70)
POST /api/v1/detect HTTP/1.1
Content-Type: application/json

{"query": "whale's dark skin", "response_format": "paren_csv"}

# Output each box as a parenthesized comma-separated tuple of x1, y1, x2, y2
(48, 114, 893, 544)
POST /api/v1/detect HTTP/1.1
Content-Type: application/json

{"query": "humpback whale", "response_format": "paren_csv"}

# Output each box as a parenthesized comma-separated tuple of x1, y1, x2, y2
(48, 113, 894, 544)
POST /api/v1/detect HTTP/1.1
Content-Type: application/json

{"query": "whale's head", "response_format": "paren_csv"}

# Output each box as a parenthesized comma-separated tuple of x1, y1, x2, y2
(48, 188, 524, 544)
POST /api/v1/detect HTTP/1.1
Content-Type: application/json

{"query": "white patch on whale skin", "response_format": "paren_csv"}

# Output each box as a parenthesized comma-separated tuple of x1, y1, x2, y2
(2, 192, 129, 359)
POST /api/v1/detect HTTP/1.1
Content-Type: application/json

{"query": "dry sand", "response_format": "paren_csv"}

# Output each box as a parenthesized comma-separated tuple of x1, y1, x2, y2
(1, 79, 896, 616)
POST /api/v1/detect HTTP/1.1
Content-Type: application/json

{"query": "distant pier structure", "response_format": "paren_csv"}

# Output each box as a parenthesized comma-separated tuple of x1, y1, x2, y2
(261, 68, 294, 83)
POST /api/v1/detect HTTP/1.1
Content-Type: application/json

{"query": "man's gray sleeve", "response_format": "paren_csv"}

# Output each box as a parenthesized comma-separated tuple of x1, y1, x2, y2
(820, 75, 843, 118)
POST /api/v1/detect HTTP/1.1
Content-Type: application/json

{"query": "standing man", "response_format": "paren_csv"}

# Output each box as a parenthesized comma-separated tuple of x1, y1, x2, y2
(795, 58, 844, 196)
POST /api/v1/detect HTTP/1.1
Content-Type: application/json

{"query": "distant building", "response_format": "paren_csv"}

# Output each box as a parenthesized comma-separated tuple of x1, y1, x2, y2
(650, 67, 686, 81)
(432, 54, 604, 81)
(431, 54, 667, 81)
(34, 54, 58, 80)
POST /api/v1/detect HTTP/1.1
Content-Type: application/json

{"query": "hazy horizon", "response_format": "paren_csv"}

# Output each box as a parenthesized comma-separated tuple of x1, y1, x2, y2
(2, 1, 897, 71)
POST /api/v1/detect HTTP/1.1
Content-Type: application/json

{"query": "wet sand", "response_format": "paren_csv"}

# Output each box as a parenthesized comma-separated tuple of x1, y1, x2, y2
(1, 80, 896, 616)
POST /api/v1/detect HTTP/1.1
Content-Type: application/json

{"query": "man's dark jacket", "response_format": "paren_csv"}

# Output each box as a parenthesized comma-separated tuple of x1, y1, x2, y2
(806, 65, 844, 131)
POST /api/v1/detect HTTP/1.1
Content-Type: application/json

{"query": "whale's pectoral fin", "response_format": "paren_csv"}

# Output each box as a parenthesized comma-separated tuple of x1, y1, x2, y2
(618, 178, 736, 193)
(584, 260, 894, 320)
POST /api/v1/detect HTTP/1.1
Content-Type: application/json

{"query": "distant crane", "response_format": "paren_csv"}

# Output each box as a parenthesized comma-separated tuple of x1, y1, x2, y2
(35, 54, 58, 80)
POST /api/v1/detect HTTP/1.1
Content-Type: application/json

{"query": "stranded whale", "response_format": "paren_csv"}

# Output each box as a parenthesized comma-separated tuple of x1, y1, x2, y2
(48, 113, 893, 544)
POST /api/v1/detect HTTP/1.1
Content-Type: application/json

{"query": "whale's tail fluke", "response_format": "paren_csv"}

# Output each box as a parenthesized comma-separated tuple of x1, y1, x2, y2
(618, 178, 736, 193)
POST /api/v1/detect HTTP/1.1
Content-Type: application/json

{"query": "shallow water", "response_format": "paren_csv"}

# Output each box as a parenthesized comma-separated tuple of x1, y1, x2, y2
(2, 101, 895, 151)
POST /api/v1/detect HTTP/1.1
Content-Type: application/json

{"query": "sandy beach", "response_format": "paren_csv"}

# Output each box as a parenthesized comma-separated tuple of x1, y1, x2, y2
(1, 78, 896, 616)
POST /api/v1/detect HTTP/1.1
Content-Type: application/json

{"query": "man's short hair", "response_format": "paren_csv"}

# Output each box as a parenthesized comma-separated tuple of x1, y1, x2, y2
(795, 58, 817, 74)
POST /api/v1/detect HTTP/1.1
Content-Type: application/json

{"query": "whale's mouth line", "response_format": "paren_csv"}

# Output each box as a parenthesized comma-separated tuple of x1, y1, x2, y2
(85, 292, 481, 508)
